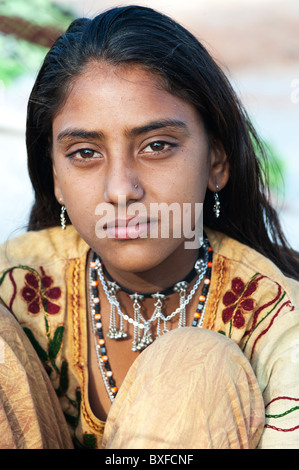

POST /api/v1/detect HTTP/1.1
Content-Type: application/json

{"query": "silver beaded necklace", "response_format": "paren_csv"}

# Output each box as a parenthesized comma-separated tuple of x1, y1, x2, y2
(88, 236, 213, 401)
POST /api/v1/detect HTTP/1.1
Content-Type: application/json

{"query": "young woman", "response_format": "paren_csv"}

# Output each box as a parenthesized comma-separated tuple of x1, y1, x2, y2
(0, 5, 298, 449)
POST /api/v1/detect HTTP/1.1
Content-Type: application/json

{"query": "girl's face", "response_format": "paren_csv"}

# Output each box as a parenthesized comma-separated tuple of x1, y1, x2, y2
(52, 62, 228, 285)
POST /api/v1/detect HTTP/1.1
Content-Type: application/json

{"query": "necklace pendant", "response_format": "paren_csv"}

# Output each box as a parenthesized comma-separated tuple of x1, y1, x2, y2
(106, 327, 128, 339)
(134, 322, 153, 351)
(162, 319, 169, 335)
(174, 281, 188, 328)
(116, 328, 128, 339)
(135, 334, 153, 351)
(132, 339, 141, 352)
(130, 292, 144, 303)
(136, 340, 144, 351)
(152, 293, 166, 314)
(130, 293, 145, 351)
(107, 281, 127, 340)
(106, 328, 118, 339)
(115, 312, 128, 339)
(174, 281, 188, 292)
(152, 293, 166, 337)
(138, 327, 153, 350)
(145, 332, 153, 345)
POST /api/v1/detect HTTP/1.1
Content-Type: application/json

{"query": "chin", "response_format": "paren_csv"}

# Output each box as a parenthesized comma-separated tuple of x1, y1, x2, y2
(95, 238, 178, 274)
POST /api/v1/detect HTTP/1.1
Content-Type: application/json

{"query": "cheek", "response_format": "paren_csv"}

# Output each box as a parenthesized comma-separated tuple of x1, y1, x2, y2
(56, 173, 98, 225)
(55, 162, 98, 204)
(66, 190, 97, 222)
(163, 157, 208, 204)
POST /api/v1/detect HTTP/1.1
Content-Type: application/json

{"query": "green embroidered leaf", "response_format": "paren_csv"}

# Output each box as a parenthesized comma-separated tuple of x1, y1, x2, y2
(218, 330, 226, 335)
(59, 359, 69, 394)
(0, 267, 16, 286)
(48, 325, 64, 360)
(83, 433, 97, 449)
(23, 327, 48, 362)
(44, 314, 50, 337)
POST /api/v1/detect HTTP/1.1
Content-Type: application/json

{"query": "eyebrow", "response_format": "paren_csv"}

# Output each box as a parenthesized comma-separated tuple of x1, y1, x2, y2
(56, 119, 189, 143)
(57, 129, 104, 142)
(127, 119, 189, 137)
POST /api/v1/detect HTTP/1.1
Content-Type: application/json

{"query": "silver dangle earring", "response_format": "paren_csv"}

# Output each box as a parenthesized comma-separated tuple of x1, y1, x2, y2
(213, 184, 220, 218)
(60, 205, 67, 230)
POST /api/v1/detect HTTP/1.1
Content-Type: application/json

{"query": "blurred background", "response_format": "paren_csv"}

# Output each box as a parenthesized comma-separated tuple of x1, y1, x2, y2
(0, 0, 298, 250)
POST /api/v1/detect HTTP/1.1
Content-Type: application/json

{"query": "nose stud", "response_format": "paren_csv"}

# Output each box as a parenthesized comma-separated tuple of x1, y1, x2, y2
(134, 183, 138, 189)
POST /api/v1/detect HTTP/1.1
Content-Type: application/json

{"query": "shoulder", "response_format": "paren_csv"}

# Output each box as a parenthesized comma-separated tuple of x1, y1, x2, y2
(206, 228, 299, 308)
(205, 228, 299, 357)
(0, 225, 89, 321)
(0, 225, 89, 269)
(206, 232, 299, 448)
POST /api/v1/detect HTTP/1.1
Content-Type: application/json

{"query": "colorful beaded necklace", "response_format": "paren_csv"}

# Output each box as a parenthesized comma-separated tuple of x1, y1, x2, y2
(88, 236, 213, 402)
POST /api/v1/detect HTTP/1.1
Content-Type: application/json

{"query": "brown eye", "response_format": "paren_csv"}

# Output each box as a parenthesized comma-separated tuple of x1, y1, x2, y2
(150, 141, 167, 151)
(79, 149, 96, 158)
(66, 148, 102, 160)
(141, 141, 175, 155)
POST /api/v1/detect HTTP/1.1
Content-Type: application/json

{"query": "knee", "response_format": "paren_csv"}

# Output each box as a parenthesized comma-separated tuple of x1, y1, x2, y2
(142, 326, 241, 363)
(136, 326, 249, 380)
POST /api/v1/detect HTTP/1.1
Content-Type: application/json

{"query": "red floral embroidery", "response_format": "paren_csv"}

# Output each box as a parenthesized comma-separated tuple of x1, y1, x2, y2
(21, 267, 61, 314)
(222, 277, 257, 328)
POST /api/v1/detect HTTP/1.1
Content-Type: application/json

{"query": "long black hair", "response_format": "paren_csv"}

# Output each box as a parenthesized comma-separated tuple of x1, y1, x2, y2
(26, 5, 299, 279)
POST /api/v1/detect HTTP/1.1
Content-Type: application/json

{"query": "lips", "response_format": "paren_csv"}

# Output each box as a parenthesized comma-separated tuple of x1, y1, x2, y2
(104, 217, 156, 239)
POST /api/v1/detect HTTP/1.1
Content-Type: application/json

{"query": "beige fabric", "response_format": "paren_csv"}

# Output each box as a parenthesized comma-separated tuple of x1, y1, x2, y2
(102, 327, 265, 449)
(0, 225, 299, 448)
(0, 303, 73, 449)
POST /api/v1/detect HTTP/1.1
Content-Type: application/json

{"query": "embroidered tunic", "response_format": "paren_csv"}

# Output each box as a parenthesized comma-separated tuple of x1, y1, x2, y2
(0, 226, 298, 448)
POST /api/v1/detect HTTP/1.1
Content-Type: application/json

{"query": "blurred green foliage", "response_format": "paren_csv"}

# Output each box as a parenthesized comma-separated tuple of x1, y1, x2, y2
(0, 0, 74, 86)
(0, 34, 44, 86)
(0, 0, 74, 26)
(253, 136, 286, 195)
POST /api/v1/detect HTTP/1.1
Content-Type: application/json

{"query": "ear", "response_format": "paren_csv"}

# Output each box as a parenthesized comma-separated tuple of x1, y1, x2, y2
(52, 161, 64, 205)
(207, 140, 230, 192)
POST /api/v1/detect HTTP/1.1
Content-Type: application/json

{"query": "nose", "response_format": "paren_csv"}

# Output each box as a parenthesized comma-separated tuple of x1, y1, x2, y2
(103, 157, 144, 205)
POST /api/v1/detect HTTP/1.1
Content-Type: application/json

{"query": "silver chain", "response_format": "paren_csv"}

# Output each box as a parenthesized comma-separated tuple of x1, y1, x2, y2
(95, 241, 209, 332)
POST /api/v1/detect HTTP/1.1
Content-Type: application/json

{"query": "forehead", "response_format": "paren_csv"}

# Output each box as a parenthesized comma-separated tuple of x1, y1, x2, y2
(61, 62, 169, 110)
(53, 61, 203, 135)
(74, 61, 166, 91)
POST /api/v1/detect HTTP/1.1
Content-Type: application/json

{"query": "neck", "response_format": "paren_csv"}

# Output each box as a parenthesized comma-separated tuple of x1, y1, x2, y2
(100, 245, 199, 294)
